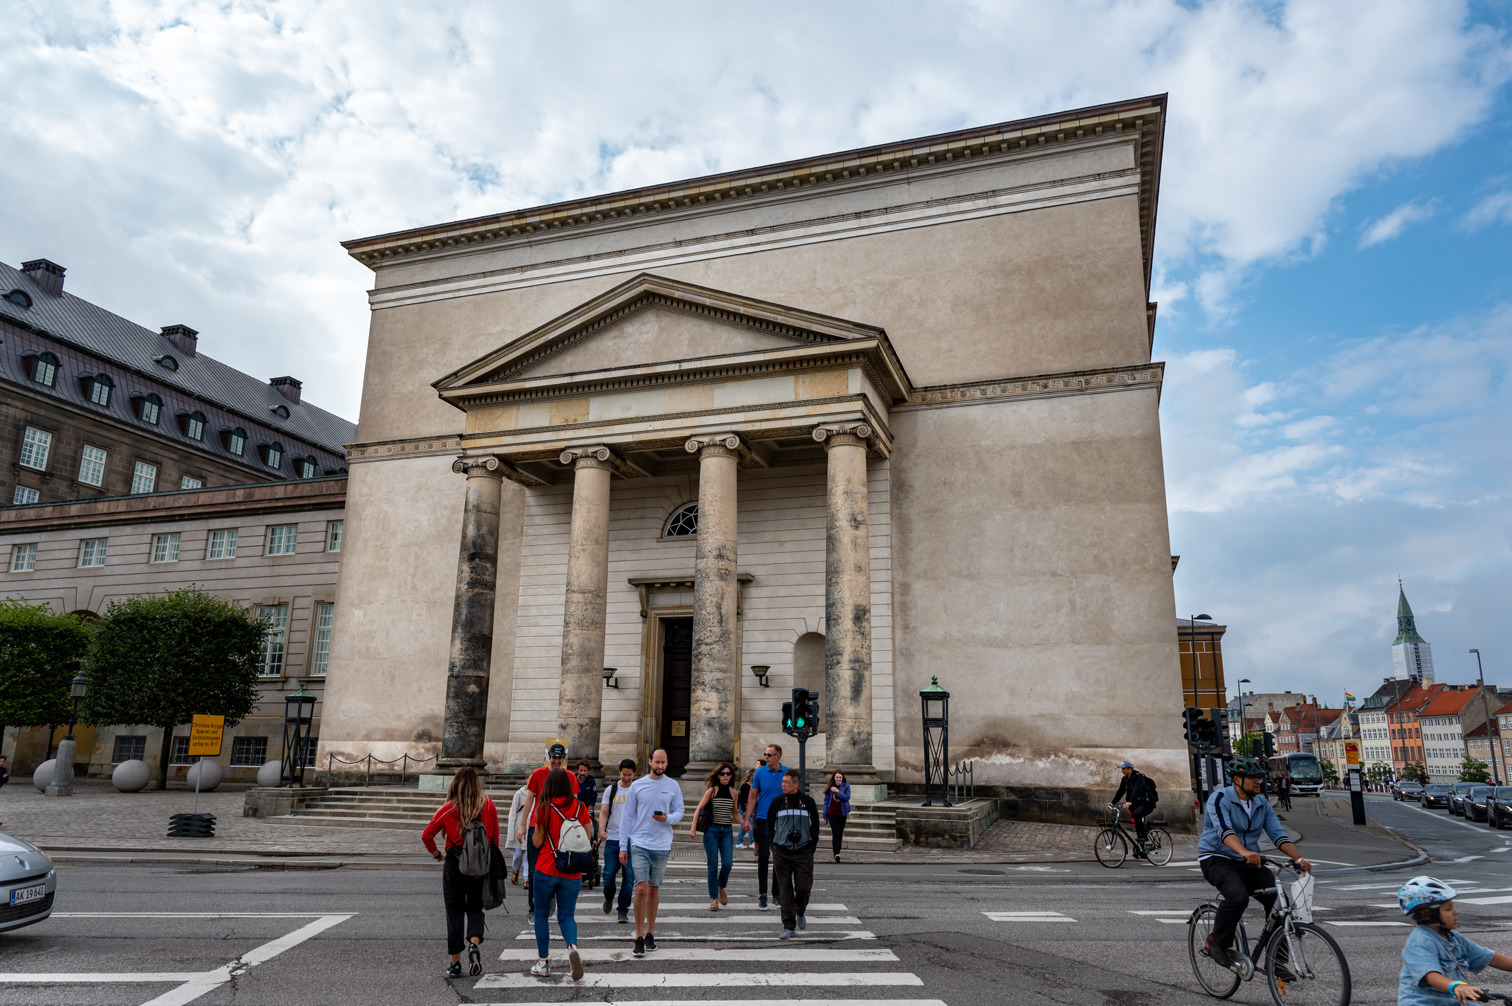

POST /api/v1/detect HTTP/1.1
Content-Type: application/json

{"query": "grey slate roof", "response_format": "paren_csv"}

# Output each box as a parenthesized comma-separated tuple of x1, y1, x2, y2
(0, 261, 356, 453)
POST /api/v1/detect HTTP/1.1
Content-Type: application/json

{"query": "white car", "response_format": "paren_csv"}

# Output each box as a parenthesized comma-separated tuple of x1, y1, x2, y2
(0, 832, 56, 933)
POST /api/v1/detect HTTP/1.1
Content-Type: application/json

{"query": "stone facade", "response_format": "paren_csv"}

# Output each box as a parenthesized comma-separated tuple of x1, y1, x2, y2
(320, 96, 1190, 815)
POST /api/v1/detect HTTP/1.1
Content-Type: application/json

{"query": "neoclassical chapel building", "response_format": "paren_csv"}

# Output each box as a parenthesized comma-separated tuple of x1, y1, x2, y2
(320, 95, 1187, 810)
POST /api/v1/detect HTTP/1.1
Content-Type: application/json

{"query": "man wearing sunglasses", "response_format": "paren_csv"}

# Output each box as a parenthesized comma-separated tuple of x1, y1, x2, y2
(744, 744, 787, 910)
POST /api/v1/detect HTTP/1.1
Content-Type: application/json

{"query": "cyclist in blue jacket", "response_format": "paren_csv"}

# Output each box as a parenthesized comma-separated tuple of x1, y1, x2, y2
(1196, 756, 1312, 968)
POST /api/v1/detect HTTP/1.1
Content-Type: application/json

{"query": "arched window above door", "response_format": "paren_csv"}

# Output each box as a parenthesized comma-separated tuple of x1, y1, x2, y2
(662, 502, 697, 538)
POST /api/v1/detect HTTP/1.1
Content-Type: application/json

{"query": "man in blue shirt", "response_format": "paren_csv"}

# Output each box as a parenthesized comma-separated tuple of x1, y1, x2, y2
(1196, 756, 1312, 968)
(1397, 876, 1512, 1004)
(743, 742, 787, 910)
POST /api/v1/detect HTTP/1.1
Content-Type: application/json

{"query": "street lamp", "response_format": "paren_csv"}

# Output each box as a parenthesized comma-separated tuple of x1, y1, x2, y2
(44, 672, 89, 798)
(1237, 677, 1252, 755)
(65, 671, 89, 740)
(280, 686, 317, 787)
(603, 667, 618, 689)
(920, 676, 951, 808)
(751, 665, 771, 688)
(1471, 649, 1502, 785)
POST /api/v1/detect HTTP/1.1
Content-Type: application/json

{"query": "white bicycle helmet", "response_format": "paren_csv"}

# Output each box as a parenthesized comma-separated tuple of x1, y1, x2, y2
(1398, 876, 1458, 915)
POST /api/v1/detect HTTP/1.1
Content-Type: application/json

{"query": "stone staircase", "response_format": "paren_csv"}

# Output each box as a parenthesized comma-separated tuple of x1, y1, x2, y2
(840, 801, 902, 852)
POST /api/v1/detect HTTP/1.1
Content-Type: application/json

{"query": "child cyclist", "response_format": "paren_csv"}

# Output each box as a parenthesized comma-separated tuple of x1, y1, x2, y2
(1399, 876, 1512, 1003)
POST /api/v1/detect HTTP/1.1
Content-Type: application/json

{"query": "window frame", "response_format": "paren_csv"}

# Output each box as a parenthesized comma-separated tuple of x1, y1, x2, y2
(206, 528, 239, 560)
(661, 501, 699, 539)
(311, 601, 334, 675)
(131, 460, 158, 494)
(111, 735, 148, 764)
(9, 543, 37, 572)
(256, 604, 289, 677)
(183, 411, 207, 441)
(77, 444, 107, 486)
(19, 426, 52, 470)
(150, 532, 182, 563)
(30, 352, 58, 387)
(78, 537, 108, 568)
(138, 393, 162, 425)
(262, 442, 285, 469)
(11, 486, 40, 506)
(265, 524, 298, 556)
(325, 520, 344, 552)
(180, 475, 203, 489)
(225, 427, 247, 456)
(5, 289, 32, 309)
(298, 457, 317, 479)
(230, 736, 269, 767)
(87, 374, 115, 407)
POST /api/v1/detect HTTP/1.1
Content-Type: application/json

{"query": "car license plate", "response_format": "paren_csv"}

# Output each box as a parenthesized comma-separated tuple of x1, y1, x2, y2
(9, 884, 46, 906)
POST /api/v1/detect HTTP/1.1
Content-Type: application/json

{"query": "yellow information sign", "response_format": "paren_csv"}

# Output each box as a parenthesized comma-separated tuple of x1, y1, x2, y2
(188, 714, 225, 757)
(1345, 742, 1360, 766)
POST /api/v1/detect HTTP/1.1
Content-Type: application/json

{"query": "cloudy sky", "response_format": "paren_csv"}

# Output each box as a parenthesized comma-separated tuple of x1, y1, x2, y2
(4, 1, 1509, 703)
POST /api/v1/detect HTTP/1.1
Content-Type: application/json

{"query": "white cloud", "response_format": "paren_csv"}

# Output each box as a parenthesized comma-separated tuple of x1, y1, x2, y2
(1358, 200, 1436, 248)
(1463, 189, 1512, 229)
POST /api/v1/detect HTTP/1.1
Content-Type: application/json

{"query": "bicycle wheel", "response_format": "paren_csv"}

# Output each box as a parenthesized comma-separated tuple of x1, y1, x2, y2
(1093, 827, 1128, 868)
(1266, 922, 1350, 1006)
(1188, 904, 1241, 999)
(1143, 827, 1173, 866)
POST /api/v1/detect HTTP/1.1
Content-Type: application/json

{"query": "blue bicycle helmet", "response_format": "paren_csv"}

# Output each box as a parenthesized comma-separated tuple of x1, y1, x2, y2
(1398, 876, 1457, 915)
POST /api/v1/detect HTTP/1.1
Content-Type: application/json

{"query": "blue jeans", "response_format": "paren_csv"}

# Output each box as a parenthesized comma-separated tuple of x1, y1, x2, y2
(737, 822, 754, 846)
(532, 872, 581, 959)
(602, 839, 634, 914)
(702, 825, 734, 898)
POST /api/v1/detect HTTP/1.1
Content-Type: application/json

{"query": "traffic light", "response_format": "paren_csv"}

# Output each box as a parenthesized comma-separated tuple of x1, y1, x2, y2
(782, 701, 796, 733)
(1262, 730, 1277, 760)
(1182, 706, 1203, 745)
(1196, 717, 1219, 748)
(791, 688, 811, 731)
(1210, 707, 1230, 755)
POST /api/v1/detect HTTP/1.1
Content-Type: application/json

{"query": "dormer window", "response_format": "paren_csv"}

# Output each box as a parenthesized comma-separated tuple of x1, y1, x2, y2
(137, 393, 162, 425)
(30, 352, 58, 387)
(298, 457, 317, 479)
(261, 442, 284, 469)
(180, 410, 206, 441)
(223, 427, 247, 456)
(271, 404, 290, 419)
(5, 289, 32, 309)
(154, 354, 179, 372)
(86, 374, 115, 407)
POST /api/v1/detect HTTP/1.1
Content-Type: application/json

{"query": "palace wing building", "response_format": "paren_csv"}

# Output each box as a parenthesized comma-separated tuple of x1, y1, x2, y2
(323, 96, 1187, 811)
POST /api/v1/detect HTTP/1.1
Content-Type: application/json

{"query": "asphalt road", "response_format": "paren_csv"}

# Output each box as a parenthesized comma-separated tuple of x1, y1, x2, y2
(0, 796, 1507, 1006)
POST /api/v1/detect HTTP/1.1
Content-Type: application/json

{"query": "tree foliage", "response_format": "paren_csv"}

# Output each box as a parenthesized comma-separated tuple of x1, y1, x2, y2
(1403, 762, 1429, 784)
(1459, 757, 1490, 783)
(84, 588, 264, 789)
(0, 598, 92, 737)
(1320, 759, 1339, 784)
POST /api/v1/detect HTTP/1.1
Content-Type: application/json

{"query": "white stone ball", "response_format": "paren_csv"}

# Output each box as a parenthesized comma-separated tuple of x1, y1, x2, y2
(185, 759, 223, 791)
(112, 759, 150, 793)
(256, 760, 284, 788)
(31, 759, 55, 792)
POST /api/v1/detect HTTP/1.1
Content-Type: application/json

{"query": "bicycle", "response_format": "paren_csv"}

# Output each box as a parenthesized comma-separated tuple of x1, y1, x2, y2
(1187, 855, 1350, 1005)
(1093, 806, 1172, 868)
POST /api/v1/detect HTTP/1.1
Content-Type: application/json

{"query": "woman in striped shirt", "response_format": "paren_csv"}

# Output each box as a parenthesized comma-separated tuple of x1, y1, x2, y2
(688, 761, 742, 911)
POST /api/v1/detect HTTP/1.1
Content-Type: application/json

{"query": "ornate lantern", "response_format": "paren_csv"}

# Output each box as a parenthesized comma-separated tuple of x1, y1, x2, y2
(920, 676, 951, 807)
(280, 686, 317, 787)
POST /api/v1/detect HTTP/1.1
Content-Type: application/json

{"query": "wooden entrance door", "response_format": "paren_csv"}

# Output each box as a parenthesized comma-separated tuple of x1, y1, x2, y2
(659, 617, 693, 777)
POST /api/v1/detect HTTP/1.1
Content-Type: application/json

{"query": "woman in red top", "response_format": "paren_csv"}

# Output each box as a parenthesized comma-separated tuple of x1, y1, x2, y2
(420, 767, 499, 979)
(529, 768, 591, 981)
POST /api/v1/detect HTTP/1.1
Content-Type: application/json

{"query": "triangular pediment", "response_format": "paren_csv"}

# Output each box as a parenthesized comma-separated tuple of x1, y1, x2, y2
(434, 273, 885, 391)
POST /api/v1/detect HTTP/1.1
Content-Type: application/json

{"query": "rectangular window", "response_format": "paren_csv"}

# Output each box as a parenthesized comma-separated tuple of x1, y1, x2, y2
(257, 604, 288, 676)
(112, 735, 147, 763)
(311, 602, 334, 675)
(19, 427, 51, 470)
(230, 736, 269, 767)
(265, 524, 298, 556)
(131, 461, 157, 494)
(207, 528, 238, 560)
(78, 538, 107, 567)
(186, 416, 205, 441)
(299, 459, 316, 479)
(31, 357, 56, 386)
(9, 544, 37, 572)
(296, 737, 318, 768)
(228, 431, 245, 455)
(150, 532, 181, 563)
(89, 379, 111, 407)
(140, 399, 160, 424)
(181, 475, 203, 489)
(77, 445, 107, 486)
(325, 520, 343, 553)
(12, 486, 39, 505)
(169, 735, 195, 765)
(266, 446, 282, 468)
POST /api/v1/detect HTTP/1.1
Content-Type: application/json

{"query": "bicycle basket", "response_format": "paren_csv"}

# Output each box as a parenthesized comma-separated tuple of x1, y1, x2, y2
(1289, 873, 1315, 923)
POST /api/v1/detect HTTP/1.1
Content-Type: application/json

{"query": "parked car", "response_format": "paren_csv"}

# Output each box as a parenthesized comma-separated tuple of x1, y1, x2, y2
(1449, 781, 1479, 816)
(1392, 781, 1424, 801)
(1421, 784, 1453, 809)
(1465, 785, 1494, 822)
(1488, 786, 1512, 830)
(0, 832, 56, 933)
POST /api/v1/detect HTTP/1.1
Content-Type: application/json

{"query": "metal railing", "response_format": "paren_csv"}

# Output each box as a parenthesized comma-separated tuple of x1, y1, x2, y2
(949, 759, 975, 803)
(323, 752, 437, 788)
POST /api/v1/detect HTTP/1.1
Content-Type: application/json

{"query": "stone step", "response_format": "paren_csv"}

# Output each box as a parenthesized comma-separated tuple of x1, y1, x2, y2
(842, 835, 904, 852)
(264, 814, 434, 831)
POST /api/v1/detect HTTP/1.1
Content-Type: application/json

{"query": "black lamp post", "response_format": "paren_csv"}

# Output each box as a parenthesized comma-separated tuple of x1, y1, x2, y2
(1471, 649, 1502, 785)
(920, 676, 951, 807)
(65, 671, 89, 740)
(280, 686, 316, 787)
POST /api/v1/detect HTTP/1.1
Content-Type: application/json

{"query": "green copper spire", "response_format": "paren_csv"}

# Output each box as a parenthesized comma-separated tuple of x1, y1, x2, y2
(1393, 581, 1427, 645)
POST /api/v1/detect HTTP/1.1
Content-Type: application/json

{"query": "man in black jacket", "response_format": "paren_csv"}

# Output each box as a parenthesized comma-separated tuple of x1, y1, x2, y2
(764, 769, 820, 939)
(1110, 760, 1157, 850)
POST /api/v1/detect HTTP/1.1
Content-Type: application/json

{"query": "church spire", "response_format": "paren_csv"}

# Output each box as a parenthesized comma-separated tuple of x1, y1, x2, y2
(1393, 580, 1427, 645)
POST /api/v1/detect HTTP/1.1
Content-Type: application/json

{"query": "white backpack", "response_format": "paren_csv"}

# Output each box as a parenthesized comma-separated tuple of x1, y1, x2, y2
(547, 800, 595, 873)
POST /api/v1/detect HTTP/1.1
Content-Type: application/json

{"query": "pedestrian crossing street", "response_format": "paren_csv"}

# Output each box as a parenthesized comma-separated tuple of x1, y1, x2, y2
(483, 859, 948, 1004)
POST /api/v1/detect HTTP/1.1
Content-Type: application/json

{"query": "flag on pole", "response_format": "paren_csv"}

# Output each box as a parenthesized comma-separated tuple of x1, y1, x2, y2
(1344, 692, 1357, 703)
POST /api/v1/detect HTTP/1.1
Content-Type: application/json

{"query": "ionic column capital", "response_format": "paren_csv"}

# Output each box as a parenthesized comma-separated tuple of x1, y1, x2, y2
(812, 422, 873, 450)
(685, 433, 742, 460)
(452, 455, 505, 479)
(559, 445, 616, 471)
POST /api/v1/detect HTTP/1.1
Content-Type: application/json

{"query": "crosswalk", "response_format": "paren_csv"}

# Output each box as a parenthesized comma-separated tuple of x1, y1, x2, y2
(490, 871, 948, 1005)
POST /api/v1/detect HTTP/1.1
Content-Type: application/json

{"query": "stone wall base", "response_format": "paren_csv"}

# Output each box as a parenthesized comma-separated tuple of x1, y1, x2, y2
(242, 786, 327, 818)
(893, 798, 998, 850)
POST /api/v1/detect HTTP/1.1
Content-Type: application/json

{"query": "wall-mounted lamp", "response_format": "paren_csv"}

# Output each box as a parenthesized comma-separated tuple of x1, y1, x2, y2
(603, 667, 618, 689)
(751, 665, 770, 688)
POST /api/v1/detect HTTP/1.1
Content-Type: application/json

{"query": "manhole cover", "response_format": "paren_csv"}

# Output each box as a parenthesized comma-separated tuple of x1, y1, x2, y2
(959, 869, 1005, 875)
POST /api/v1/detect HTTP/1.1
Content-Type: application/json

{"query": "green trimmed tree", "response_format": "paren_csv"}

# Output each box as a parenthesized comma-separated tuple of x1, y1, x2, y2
(83, 588, 264, 789)
(1321, 759, 1339, 785)
(0, 598, 92, 760)
(1459, 757, 1490, 783)
(1404, 762, 1429, 784)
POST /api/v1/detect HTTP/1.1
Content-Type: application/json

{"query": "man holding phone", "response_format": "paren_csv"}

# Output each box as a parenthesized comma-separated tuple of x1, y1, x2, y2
(620, 748, 684, 957)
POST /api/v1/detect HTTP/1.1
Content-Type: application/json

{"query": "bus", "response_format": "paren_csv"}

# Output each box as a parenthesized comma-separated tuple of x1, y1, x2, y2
(1267, 752, 1325, 796)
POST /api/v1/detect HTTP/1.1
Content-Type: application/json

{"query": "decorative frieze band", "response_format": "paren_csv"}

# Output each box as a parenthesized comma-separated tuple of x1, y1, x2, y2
(345, 436, 463, 462)
(899, 363, 1163, 411)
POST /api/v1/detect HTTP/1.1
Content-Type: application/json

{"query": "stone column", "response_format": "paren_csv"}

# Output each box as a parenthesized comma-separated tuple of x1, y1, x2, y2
(437, 456, 506, 772)
(44, 737, 75, 797)
(556, 446, 615, 769)
(814, 423, 880, 786)
(685, 433, 741, 776)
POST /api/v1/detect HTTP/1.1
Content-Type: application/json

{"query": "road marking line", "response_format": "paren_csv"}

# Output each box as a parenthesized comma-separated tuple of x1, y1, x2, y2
(515, 931, 877, 941)
(1461, 896, 1512, 905)
(471, 1001, 947, 1006)
(1164, 861, 1202, 867)
(1325, 921, 1409, 927)
(983, 912, 1075, 922)
(496, 948, 900, 962)
(574, 915, 861, 924)
(0, 973, 202, 983)
(1128, 910, 1191, 915)
(1157, 919, 1189, 924)
(1393, 802, 1500, 834)
(476, 971, 924, 989)
(646, 902, 848, 911)
(51, 913, 345, 918)
(138, 914, 353, 1006)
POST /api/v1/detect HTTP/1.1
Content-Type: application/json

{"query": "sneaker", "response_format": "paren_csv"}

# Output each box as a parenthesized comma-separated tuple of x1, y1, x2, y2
(797, 914, 807, 930)
(759, 895, 768, 910)
(779, 928, 795, 939)
(644, 932, 657, 952)
(530, 959, 550, 977)
(444, 961, 462, 979)
(1203, 936, 1235, 969)
(835, 854, 841, 862)
(719, 887, 728, 905)
(467, 943, 482, 977)
(632, 937, 645, 957)
(602, 891, 613, 914)
(617, 912, 629, 924)
(568, 946, 584, 982)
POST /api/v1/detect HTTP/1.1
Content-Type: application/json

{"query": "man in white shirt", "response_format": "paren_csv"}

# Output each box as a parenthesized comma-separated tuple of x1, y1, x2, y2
(619, 748, 684, 957)
(598, 758, 637, 922)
